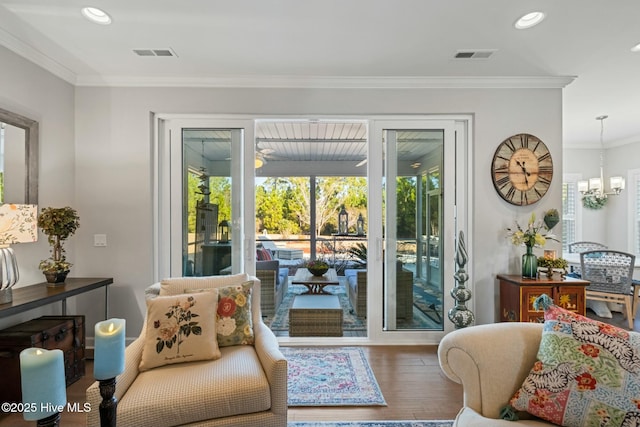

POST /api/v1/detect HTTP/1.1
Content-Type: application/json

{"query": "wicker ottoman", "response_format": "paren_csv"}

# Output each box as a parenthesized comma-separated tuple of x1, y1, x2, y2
(289, 294, 343, 337)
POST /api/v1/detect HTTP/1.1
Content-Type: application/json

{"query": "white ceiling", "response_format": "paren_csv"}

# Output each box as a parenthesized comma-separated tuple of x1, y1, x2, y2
(0, 0, 639, 148)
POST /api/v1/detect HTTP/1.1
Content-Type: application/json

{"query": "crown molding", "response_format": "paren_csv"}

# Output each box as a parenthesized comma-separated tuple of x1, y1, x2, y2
(0, 30, 575, 90)
(75, 74, 576, 89)
(0, 28, 77, 85)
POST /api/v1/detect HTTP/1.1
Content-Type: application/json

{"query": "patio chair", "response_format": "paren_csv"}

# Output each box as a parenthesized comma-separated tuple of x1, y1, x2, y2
(580, 249, 636, 329)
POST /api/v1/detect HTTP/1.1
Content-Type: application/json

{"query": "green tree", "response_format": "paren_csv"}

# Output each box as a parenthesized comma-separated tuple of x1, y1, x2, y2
(209, 177, 232, 222)
(396, 177, 417, 238)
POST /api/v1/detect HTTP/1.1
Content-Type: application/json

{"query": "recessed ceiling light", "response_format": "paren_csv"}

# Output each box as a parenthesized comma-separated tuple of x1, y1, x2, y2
(632, 43, 640, 52)
(514, 11, 545, 30)
(81, 7, 112, 25)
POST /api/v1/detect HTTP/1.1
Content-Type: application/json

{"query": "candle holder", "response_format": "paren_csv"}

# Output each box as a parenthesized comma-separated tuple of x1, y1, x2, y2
(37, 412, 60, 427)
(99, 377, 118, 427)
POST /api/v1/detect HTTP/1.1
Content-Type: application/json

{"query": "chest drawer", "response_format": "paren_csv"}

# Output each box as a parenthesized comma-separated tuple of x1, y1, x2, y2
(0, 315, 85, 403)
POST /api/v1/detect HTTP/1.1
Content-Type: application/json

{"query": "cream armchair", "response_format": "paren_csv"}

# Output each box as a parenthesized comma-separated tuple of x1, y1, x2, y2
(438, 322, 553, 427)
(86, 274, 287, 427)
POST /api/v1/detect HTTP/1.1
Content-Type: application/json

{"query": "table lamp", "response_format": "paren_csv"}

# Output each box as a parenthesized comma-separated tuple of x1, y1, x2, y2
(0, 204, 37, 303)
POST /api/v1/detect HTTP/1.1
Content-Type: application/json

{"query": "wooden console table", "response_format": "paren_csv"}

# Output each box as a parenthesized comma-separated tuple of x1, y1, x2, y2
(0, 278, 113, 319)
(498, 274, 589, 323)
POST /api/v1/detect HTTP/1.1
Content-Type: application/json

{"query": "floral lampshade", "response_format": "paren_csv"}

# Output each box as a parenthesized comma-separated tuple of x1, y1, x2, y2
(0, 204, 38, 303)
(0, 204, 38, 245)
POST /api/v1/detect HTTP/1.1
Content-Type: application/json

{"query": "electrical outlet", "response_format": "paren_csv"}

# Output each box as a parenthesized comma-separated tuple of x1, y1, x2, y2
(94, 234, 107, 247)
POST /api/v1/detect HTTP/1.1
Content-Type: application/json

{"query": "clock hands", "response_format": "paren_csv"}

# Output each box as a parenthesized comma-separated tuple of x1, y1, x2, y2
(516, 160, 531, 185)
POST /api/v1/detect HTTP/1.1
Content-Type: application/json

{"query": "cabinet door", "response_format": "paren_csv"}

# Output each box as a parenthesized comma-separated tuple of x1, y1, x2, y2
(520, 286, 552, 323)
(554, 286, 585, 315)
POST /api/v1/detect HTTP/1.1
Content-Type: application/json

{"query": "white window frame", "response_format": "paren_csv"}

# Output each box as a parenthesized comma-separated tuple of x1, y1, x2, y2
(562, 173, 583, 251)
(627, 168, 640, 256)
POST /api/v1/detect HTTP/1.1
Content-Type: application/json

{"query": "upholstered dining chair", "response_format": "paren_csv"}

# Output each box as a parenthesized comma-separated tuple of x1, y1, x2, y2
(567, 241, 608, 275)
(568, 241, 608, 253)
(580, 249, 636, 329)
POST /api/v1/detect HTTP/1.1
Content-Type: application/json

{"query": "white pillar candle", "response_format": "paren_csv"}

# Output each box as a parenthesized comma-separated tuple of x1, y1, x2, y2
(19, 348, 66, 421)
(94, 318, 126, 380)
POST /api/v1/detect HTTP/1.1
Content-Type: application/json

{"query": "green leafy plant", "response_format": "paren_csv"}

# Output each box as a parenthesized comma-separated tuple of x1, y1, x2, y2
(536, 257, 568, 270)
(582, 193, 608, 209)
(347, 242, 367, 268)
(305, 259, 329, 270)
(37, 206, 80, 273)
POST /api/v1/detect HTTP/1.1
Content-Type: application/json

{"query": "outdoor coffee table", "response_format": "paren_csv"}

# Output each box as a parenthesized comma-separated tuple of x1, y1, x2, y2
(291, 268, 339, 294)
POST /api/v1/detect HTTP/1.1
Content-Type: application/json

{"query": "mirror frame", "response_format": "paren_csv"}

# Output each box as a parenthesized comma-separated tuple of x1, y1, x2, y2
(0, 107, 38, 204)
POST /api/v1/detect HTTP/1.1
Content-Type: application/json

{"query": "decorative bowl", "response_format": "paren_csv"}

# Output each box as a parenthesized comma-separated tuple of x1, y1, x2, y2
(308, 266, 328, 277)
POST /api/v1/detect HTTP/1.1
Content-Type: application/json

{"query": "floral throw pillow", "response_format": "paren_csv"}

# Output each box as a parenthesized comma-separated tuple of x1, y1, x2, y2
(139, 290, 221, 371)
(505, 294, 640, 427)
(190, 280, 255, 347)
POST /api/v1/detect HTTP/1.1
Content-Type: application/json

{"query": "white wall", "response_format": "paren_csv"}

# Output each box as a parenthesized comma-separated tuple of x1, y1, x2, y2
(0, 46, 75, 329)
(73, 86, 564, 339)
(563, 147, 607, 243)
(606, 142, 640, 252)
(0, 45, 565, 340)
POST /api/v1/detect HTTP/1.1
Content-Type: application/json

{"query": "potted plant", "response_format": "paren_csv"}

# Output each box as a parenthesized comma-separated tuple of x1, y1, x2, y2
(537, 256, 568, 279)
(37, 206, 80, 284)
(305, 259, 329, 276)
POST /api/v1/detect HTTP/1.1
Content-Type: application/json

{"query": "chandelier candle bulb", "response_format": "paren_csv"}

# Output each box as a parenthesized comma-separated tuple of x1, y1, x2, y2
(577, 181, 589, 193)
(19, 348, 66, 421)
(94, 318, 125, 380)
(610, 176, 625, 191)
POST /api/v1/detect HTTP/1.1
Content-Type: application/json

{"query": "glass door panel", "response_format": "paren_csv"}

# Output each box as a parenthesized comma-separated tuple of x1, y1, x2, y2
(181, 128, 238, 277)
(383, 129, 444, 331)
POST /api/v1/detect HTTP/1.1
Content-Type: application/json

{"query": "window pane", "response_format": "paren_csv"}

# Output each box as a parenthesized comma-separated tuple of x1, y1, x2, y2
(562, 182, 576, 251)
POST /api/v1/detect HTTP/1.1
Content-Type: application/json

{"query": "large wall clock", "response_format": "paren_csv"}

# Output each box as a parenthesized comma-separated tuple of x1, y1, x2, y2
(491, 133, 553, 206)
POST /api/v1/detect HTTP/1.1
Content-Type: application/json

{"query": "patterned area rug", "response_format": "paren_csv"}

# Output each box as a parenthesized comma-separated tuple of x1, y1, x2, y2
(283, 347, 386, 406)
(288, 422, 453, 427)
(412, 281, 444, 325)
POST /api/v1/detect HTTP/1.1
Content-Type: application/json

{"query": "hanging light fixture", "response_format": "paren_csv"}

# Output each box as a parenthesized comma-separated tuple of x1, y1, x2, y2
(578, 115, 625, 209)
(255, 154, 264, 169)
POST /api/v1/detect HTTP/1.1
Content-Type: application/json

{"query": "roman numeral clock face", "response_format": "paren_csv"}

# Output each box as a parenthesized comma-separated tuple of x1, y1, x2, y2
(491, 133, 553, 206)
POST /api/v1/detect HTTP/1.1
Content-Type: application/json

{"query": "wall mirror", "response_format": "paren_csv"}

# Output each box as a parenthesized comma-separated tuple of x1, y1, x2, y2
(0, 107, 38, 204)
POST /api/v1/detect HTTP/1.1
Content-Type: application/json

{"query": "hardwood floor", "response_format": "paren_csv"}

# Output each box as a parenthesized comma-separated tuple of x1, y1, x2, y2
(2, 308, 636, 427)
(287, 346, 463, 422)
(0, 346, 463, 426)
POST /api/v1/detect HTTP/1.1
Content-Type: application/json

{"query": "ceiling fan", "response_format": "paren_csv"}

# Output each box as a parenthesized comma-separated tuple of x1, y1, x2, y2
(255, 146, 276, 168)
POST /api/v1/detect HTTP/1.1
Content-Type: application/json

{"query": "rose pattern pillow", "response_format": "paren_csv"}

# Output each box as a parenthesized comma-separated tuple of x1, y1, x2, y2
(505, 294, 640, 427)
(139, 290, 220, 371)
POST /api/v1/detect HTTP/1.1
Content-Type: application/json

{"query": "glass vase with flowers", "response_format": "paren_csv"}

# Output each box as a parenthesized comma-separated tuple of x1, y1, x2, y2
(506, 209, 559, 278)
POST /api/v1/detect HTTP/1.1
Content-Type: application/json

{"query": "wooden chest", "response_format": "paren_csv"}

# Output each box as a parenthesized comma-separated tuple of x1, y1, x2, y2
(0, 315, 85, 403)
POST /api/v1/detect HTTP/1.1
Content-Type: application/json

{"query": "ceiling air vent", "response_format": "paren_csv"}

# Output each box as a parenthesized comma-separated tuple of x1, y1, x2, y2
(133, 48, 177, 57)
(454, 49, 496, 59)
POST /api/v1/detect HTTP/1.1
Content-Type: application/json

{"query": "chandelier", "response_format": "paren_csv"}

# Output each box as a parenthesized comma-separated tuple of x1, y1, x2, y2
(577, 115, 624, 209)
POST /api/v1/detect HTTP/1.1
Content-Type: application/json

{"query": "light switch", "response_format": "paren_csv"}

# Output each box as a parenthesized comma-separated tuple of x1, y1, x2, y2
(94, 234, 107, 247)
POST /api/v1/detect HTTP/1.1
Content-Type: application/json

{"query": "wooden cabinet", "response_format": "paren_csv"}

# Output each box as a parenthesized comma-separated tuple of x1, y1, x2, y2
(498, 274, 590, 323)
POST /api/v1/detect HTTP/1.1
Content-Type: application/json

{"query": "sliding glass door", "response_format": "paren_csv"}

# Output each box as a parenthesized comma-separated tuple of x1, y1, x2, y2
(156, 115, 467, 342)
(371, 120, 456, 335)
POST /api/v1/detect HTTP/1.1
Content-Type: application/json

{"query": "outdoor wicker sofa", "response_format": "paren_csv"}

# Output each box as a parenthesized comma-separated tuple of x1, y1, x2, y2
(344, 264, 413, 321)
